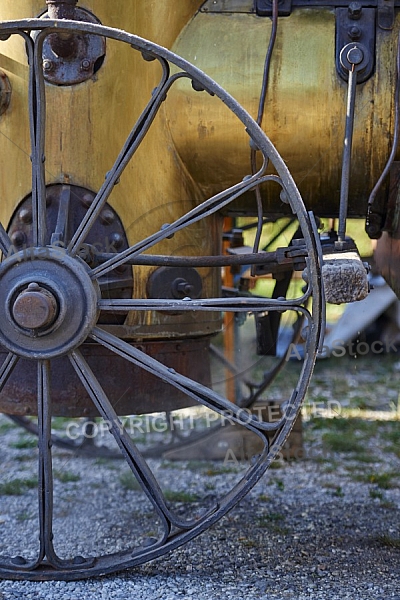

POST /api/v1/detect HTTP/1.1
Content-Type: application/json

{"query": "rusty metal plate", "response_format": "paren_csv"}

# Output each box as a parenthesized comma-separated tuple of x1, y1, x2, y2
(40, 8, 106, 85)
(0, 337, 212, 417)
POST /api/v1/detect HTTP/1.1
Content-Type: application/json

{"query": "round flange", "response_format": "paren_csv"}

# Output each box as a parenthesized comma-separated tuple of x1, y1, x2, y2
(40, 8, 106, 86)
(339, 42, 370, 76)
(0, 248, 100, 359)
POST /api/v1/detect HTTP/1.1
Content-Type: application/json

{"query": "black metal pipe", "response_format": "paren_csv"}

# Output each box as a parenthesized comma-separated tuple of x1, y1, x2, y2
(46, 0, 77, 20)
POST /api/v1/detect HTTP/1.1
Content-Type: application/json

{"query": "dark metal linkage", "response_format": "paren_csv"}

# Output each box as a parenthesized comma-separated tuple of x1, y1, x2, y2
(338, 46, 362, 242)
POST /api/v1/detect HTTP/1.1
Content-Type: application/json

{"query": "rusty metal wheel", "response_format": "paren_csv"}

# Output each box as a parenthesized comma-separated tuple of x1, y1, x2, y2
(0, 18, 323, 580)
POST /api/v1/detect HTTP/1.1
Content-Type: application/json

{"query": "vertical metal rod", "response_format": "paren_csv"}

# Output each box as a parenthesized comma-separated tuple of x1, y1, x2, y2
(338, 67, 358, 242)
(37, 361, 53, 558)
(29, 34, 47, 247)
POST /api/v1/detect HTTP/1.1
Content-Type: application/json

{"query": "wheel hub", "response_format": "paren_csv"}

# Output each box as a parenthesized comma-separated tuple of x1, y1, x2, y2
(0, 248, 100, 359)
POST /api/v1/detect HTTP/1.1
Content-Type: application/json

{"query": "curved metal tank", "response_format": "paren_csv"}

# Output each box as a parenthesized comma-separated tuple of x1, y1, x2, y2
(169, 5, 399, 218)
(0, 0, 223, 415)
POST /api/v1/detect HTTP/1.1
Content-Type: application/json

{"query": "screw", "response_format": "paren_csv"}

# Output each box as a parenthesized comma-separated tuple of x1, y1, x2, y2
(81, 59, 91, 71)
(100, 209, 115, 225)
(43, 59, 54, 72)
(109, 232, 124, 250)
(18, 207, 32, 224)
(348, 25, 361, 40)
(81, 193, 94, 208)
(348, 2, 362, 19)
(10, 230, 26, 247)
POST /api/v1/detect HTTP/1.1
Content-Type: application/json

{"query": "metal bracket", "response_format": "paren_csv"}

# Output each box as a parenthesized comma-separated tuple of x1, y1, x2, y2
(147, 267, 203, 300)
(336, 5, 376, 83)
(40, 7, 106, 86)
(255, 0, 292, 17)
(377, 0, 395, 29)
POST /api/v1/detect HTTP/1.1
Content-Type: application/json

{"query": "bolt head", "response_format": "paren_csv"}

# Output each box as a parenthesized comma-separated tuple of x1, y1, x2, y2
(347, 46, 364, 65)
(81, 59, 91, 71)
(18, 208, 33, 224)
(109, 232, 124, 250)
(348, 26, 361, 41)
(10, 230, 26, 247)
(348, 2, 362, 18)
(43, 59, 54, 72)
(100, 209, 115, 225)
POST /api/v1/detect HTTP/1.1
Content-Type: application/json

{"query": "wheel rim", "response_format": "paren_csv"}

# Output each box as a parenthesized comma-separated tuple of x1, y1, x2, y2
(0, 18, 323, 580)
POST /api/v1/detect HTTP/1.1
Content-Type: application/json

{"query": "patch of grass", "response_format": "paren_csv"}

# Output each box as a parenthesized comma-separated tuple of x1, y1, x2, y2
(160, 461, 186, 470)
(95, 458, 117, 469)
(14, 455, 34, 463)
(185, 461, 214, 471)
(269, 460, 285, 469)
(257, 512, 288, 534)
(51, 417, 70, 431)
(384, 445, 400, 458)
(239, 538, 257, 548)
(258, 494, 270, 502)
(322, 432, 364, 453)
(322, 482, 344, 496)
(257, 512, 285, 524)
(273, 479, 285, 491)
(15, 511, 35, 522)
(349, 452, 376, 463)
(0, 421, 15, 434)
(369, 489, 396, 509)
(0, 478, 38, 495)
(353, 471, 398, 490)
(164, 490, 199, 503)
(385, 429, 400, 446)
(10, 437, 37, 450)
(357, 472, 398, 489)
(53, 470, 80, 483)
(322, 417, 379, 436)
(376, 535, 400, 549)
(203, 466, 239, 476)
(369, 488, 385, 502)
(120, 472, 142, 491)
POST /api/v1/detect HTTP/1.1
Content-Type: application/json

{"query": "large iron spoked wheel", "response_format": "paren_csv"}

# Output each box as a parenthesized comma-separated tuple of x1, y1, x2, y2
(0, 19, 323, 580)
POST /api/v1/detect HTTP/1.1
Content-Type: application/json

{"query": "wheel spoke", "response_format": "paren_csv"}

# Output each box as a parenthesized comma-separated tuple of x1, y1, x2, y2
(90, 172, 275, 281)
(36, 360, 55, 565)
(69, 349, 215, 532)
(90, 327, 284, 432)
(36, 360, 95, 569)
(50, 185, 71, 246)
(28, 31, 47, 247)
(0, 353, 19, 391)
(0, 222, 11, 256)
(98, 297, 310, 313)
(67, 60, 172, 256)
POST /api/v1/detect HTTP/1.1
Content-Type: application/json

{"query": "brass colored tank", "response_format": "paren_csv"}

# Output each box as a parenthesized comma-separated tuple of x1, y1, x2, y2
(170, 7, 399, 218)
(0, 0, 219, 342)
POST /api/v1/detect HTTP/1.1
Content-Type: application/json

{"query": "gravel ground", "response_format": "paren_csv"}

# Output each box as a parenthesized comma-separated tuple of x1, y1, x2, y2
(0, 355, 399, 599)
